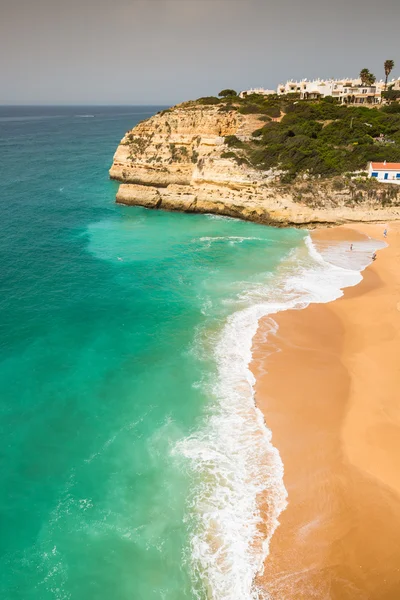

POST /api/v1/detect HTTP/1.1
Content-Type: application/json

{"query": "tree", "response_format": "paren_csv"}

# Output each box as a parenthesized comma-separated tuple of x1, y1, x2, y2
(360, 69, 370, 85)
(218, 89, 238, 98)
(360, 69, 376, 86)
(384, 59, 395, 90)
(382, 88, 400, 103)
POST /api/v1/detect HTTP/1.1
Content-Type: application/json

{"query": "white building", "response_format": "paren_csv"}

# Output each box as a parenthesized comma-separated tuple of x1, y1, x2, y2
(332, 83, 381, 105)
(276, 78, 382, 104)
(277, 80, 305, 95)
(241, 75, 393, 104)
(277, 78, 344, 97)
(239, 88, 276, 98)
(368, 161, 400, 184)
(390, 78, 400, 91)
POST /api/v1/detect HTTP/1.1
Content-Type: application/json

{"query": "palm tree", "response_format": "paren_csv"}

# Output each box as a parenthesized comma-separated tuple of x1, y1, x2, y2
(360, 68, 370, 86)
(360, 69, 376, 87)
(384, 60, 395, 90)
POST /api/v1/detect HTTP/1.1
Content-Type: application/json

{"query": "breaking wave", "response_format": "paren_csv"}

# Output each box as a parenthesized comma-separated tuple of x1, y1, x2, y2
(175, 233, 382, 600)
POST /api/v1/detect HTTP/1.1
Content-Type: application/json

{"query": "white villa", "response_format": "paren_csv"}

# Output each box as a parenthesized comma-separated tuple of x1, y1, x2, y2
(277, 78, 384, 104)
(239, 75, 399, 105)
(390, 78, 400, 91)
(368, 161, 400, 184)
(239, 87, 276, 98)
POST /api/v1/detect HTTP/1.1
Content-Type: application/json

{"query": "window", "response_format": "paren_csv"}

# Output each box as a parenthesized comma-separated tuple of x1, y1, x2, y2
(371, 172, 378, 177)
(396, 173, 400, 179)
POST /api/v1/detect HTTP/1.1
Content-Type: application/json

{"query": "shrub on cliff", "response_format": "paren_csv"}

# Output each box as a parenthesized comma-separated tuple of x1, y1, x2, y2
(218, 104, 236, 113)
(264, 105, 281, 118)
(251, 128, 264, 138)
(382, 89, 400, 103)
(239, 103, 264, 115)
(196, 96, 221, 105)
(224, 135, 244, 149)
(237, 100, 400, 179)
(382, 102, 400, 114)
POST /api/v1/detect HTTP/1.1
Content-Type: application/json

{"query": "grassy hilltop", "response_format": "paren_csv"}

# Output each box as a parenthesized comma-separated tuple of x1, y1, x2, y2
(182, 92, 400, 183)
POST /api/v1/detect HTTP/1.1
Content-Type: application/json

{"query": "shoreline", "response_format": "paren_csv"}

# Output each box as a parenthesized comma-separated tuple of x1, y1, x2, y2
(251, 221, 400, 598)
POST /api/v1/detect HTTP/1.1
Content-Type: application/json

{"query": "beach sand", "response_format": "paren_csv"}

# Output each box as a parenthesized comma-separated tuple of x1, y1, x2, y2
(252, 222, 400, 599)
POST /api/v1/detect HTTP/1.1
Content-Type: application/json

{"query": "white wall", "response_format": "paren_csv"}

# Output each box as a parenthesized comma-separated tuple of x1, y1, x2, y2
(368, 165, 400, 184)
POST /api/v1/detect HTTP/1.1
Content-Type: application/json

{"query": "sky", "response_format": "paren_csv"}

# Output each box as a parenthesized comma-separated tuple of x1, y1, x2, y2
(1, 0, 399, 105)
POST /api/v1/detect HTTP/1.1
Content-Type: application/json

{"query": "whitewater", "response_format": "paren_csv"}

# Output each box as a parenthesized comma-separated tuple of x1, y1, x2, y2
(176, 232, 383, 600)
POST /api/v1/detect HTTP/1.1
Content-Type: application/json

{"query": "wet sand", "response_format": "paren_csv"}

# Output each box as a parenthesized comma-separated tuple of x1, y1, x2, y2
(252, 222, 400, 599)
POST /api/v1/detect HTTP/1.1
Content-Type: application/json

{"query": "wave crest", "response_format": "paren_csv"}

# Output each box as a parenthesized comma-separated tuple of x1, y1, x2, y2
(175, 234, 379, 599)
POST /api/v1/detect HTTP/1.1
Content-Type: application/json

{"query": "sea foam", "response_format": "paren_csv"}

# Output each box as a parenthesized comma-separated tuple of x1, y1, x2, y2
(175, 233, 383, 600)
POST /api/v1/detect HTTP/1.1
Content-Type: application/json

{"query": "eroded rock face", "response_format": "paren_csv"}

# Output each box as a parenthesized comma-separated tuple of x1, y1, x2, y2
(110, 104, 400, 226)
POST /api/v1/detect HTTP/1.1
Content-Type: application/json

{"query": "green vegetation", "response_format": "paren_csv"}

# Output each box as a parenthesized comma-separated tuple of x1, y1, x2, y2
(195, 96, 221, 105)
(127, 133, 153, 157)
(218, 89, 238, 98)
(245, 101, 400, 180)
(169, 143, 189, 162)
(383, 89, 400, 103)
(224, 135, 245, 149)
(158, 108, 173, 116)
(203, 92, 400, 181)
(232, 92, 288, 116)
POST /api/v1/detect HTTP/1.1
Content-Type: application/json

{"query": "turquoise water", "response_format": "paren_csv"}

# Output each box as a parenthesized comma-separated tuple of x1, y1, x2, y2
(0, 106, 308, 599)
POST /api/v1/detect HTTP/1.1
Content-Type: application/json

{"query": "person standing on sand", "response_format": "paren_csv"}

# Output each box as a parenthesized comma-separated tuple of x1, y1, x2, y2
(384, 228, 388, 238)
(350, 243, 353, 251)
(372, 252, 377, 261)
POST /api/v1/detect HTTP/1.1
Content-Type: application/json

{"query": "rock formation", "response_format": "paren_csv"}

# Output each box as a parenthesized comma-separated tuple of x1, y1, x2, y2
(110, 103, 400, 226)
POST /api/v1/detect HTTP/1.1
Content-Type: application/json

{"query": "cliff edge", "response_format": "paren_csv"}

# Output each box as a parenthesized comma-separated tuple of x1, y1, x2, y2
(110, 102, 400, 226)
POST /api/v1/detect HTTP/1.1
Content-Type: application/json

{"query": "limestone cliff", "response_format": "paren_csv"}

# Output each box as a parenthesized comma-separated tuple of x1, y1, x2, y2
(110, 103, 400, 226)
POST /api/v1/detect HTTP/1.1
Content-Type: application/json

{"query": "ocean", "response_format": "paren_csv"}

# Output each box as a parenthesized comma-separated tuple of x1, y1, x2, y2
(0, 106, 378, 600)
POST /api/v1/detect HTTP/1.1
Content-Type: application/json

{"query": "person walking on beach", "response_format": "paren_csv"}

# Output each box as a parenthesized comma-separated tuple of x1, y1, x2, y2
(384, 228, 388, 238)
(372, 252, 377, 261)
(350, 243, 353, 251)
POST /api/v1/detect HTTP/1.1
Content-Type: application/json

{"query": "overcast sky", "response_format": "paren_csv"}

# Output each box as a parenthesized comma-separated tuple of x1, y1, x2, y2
(1, 0, 399, 105)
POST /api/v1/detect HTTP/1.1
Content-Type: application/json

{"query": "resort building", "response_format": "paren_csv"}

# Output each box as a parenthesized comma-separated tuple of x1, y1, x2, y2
(241, 75, 397, 105)
(276, 79, 346, 97)
(368, 161, 400, 184)
(276, 78, 383, 104)
(333, 83, 382, 105)
(239, 88, 276, 98)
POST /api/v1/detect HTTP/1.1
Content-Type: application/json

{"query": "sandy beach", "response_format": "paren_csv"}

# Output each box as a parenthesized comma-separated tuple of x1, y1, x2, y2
(252, 222, 400, 599)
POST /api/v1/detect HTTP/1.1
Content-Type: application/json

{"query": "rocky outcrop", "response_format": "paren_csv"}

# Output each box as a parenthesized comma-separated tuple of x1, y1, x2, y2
(110, 103, 400, 226)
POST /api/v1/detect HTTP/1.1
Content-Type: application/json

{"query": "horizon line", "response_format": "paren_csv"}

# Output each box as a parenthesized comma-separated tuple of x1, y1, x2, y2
(0, 103, 171, 106)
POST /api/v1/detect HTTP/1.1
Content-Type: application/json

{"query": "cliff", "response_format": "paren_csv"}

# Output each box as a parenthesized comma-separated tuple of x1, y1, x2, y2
(110, 102, 400, 226)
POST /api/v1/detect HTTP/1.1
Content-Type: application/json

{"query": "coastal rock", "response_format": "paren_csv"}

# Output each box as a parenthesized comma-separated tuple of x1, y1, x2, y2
(110, 103, 400, 226)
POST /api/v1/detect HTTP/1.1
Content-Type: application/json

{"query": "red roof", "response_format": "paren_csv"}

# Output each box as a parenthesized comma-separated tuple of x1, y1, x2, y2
(371, 162, 400, 170)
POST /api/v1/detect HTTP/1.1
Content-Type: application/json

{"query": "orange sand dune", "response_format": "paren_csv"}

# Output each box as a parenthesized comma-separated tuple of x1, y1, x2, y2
(252, 222, 400, 599)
